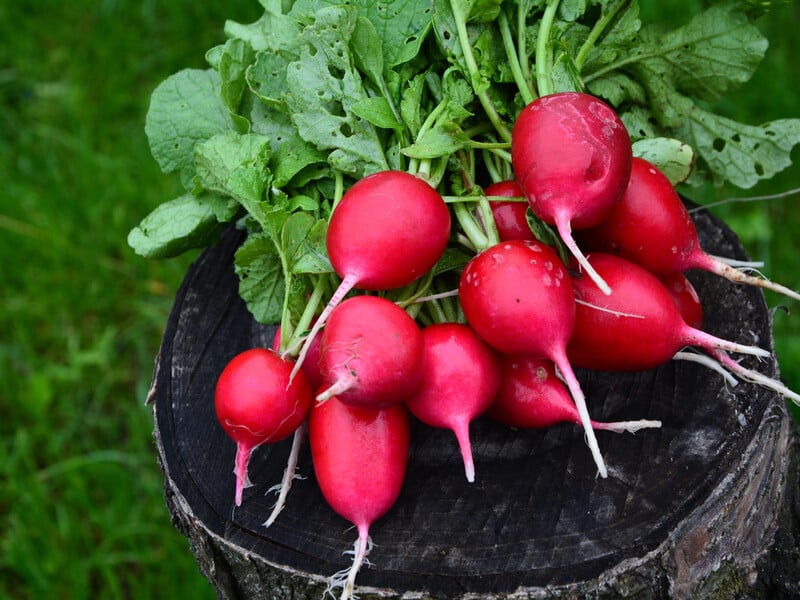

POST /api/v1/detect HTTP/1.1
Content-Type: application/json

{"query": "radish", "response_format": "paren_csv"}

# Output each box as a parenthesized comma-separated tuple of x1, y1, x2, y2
(316, 295, 424, 408)
(567, 252, 771, 372)
(214, 348, 312, 507)
(659, 272, 704, 330)
(484, 180, 534, 241)
(291, 170, 451, 380)
(458, 239, 609, 478)
(488, 355, 661, 433)
(579, 157, 800, 301)
(309, 396, 410, 600)
(660, 274, 800, 404)
(404, 322, 501, 482)
(511, 92, 632, 295)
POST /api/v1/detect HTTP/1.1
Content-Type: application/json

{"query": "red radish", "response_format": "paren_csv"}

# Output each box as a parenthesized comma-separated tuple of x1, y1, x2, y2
(214, 348, 312, 506)
(567, 252, 771, 372)
(291, 170, 451, 380)
(309, 396, 410, 600)
(404, 322, 501, 482)
(488, 356, 661, 433)
(316, 295, 424, 408)
(458, 239, 609, 478)
(579, 157, 800, 301)
(658, 277, 800, 404)
(484, 180, 534, 241)
(659, 272, 704, 330)
(511, 92, 632, 295)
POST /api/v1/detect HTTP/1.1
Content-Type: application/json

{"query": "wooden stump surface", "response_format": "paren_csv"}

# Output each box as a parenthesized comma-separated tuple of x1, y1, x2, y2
(148, 206, 800, 599)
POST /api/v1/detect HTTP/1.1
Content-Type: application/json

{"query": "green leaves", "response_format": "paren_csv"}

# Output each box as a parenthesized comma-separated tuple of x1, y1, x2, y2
(133, 0, 800, 333)
(144, 69, 234, 188)
(681, 112, 800, 189)
(583, 0, 800, 189)
(127, 193, 228, 259)
(291, 0, 435, 66)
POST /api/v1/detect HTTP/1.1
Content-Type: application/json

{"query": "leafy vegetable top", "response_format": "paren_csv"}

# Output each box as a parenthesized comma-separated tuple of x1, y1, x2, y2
(129, 0, 800, 346)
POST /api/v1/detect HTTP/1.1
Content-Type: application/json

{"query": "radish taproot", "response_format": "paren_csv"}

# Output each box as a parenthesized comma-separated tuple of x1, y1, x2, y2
(660, 273, 800, 404)
(567, 252, 771, 372)
(404, 322, 501, 482)
(579, 157, 800, 301)
(309, 396, 410, 600)
(488, 355, 661, 433)
(316, 295, 424, 408)
(511, 92, 632, 295)
(291, 170, 451, 380)
(458, 239, 609, 478)
(214, 348, 312, 507)
(484, 180, 534, 241)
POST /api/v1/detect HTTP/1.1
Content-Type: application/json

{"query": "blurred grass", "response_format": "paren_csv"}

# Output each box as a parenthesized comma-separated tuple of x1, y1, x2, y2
(0, 1, 260, 598)
(0, 1, 797, 598)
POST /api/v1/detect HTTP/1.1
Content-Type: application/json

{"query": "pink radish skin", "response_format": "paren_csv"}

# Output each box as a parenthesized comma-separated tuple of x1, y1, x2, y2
(309, 397, 410, 600)
(567, 252, 770, 372)
(404, 323, 501, 482)
(659, 272, 704, 330)
(511, 92, 632, 295)
(317, 295, 424, 408)
(214, 348, 312, 506)
(579, 157, 800, 301)
(458, 239, 608, 478)
(291, 170, 451, 380)
(488, 356, 661, 433)
(484, 180, 534, 241)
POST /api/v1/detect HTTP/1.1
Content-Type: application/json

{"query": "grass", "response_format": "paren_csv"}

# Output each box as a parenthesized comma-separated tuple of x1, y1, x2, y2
(0, 1, 797, 598)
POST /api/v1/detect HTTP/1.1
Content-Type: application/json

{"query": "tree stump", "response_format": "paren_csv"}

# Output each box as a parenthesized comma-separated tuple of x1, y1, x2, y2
(147, 206, 800, 599)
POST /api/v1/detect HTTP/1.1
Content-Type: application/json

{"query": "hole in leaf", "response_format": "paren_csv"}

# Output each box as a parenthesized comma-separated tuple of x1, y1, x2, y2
(328, 63, 345, 80)
(732, 133, 740, 143)
(755, 162, 764, 176)
(713, 138, 726, 152)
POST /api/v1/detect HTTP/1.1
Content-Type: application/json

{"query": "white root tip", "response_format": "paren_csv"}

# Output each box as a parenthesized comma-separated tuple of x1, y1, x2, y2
(316, 377, 356, 404)
(711, 257, 800, 303)
(673, 350, 739, 387)
(262, 421, 308, 528)
(554, 356, 608, 478)
(556, 219, 612, 296)
(596, 419, 662, 434)
(325, 531, 371, 600)
(713, 350, 800, 407)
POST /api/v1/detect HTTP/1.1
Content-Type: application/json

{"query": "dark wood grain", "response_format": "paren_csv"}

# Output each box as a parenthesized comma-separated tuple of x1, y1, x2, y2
(148, 207, 799, 599)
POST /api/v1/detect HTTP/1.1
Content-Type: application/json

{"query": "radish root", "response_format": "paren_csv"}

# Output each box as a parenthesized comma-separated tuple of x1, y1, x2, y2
(673, 350, 739, 388)
(553, 353, 608, 478)
(712, 349, 800, 406)
(262, 421, 308, 528)
(556, 217, 612, 295)
(325, 528, 373, 600)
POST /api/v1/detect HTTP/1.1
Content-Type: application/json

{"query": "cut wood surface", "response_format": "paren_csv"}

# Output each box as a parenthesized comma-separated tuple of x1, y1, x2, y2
(148, 206, 799, 599)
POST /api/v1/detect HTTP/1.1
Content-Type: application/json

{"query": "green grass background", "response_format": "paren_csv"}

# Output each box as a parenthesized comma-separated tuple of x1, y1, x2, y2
(1, 1, 797, 598)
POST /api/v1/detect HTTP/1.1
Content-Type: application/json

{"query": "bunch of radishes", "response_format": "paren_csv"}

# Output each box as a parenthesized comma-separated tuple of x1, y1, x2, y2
(213, 92, 798, 600)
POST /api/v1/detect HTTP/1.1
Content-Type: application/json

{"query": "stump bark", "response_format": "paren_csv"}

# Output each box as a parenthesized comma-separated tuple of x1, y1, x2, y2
(147, 206, 800, 599)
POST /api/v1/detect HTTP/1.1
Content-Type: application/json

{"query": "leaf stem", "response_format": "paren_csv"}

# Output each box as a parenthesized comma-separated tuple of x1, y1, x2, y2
(453, 200, 489, 252)
(499, 11, 535, 104)
(575, 0, 629, 71)
(535, 0, 561, 97)
(448, 0, 513, 142)
(518, 0, 533, 93)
